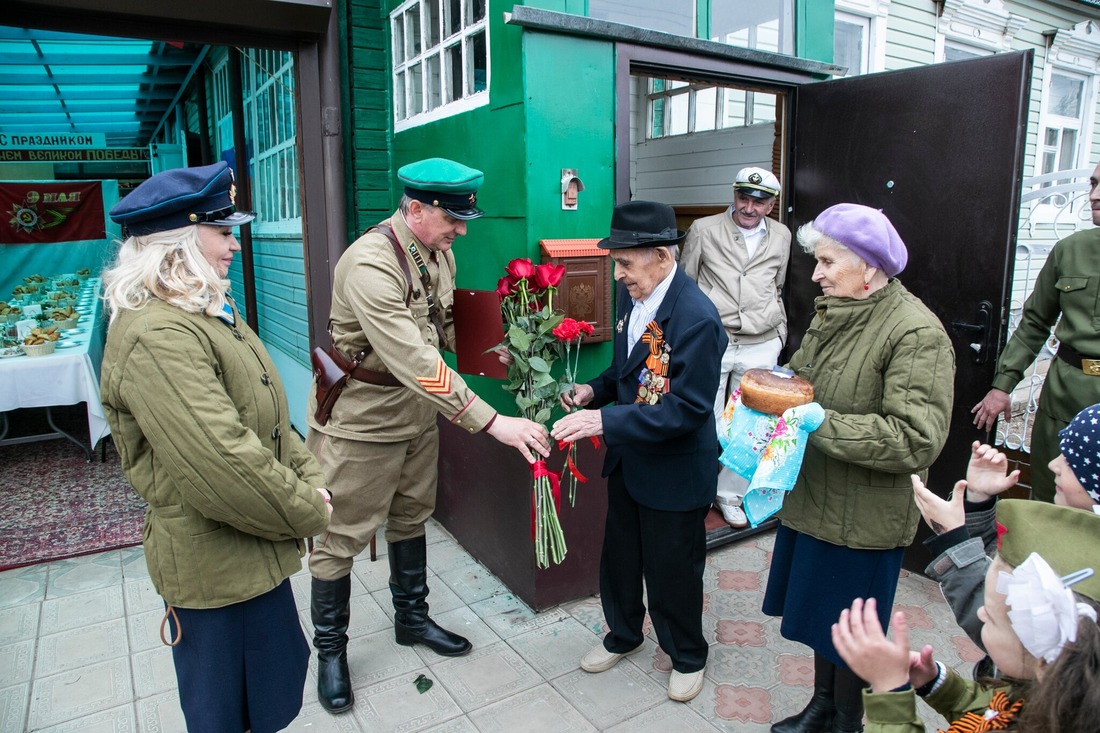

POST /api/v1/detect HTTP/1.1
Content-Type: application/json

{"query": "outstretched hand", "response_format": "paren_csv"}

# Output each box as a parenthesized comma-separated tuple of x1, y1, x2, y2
(486, 415, 550, 464)
(965, 441, 1020, 502)
(832, 598, 912, 693)
(971, 389, 1011, 432)
(912, 475, 966, 535)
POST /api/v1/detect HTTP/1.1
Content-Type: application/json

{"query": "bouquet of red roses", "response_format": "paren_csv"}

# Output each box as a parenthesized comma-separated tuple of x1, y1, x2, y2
(496, 258, 570, 568)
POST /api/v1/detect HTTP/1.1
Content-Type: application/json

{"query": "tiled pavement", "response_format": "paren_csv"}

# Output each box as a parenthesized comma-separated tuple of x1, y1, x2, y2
(0, 520, 983, 732)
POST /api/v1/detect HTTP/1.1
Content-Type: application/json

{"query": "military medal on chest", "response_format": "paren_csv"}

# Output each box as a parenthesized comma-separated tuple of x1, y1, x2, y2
(636, 321, 671, 404)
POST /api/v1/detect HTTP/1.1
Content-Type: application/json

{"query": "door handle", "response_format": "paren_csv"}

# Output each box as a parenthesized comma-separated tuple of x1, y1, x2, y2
(950, 300, 993, 365)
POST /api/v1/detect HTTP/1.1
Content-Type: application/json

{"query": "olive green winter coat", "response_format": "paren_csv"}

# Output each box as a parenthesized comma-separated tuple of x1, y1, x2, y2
(101, 298, 329, 608)
(781, 279, 956, 549)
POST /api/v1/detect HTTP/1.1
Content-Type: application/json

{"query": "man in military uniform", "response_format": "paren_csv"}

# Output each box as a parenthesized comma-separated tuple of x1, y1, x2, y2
(680, 167, 791, 527)
(305, 158, 550, 714)
(972, 160, 1100, 503)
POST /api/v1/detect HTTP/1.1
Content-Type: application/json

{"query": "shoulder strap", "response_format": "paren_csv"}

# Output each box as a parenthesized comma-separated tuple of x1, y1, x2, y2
(371, 222, 445, 343)
(370, 223, 414, 307)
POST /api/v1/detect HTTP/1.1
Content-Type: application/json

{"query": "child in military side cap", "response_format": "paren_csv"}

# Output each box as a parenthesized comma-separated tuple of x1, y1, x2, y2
(831, 498, 1099, 732)
(909, 403, 1100, 652)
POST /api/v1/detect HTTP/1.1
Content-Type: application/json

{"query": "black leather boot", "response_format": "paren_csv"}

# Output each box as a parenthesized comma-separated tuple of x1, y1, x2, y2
(831, 666, 866, 733)
(311, 575, 354, 713)
(389, 536, 472, 656)
(771, 654, 836, 733)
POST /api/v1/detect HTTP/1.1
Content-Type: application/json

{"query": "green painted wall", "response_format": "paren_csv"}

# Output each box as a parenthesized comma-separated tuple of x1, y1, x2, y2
(796, 0, 835, 65)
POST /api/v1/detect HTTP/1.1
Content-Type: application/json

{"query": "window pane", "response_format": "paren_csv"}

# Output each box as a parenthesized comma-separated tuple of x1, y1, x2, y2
(406, 7, 422, 57)
(428, 54, 442, 110)
(669, 93, 688, 135)
(393, 18, 405, 63)
(396, 70, 406, 118)
(468, 31, 486, 93)
(1050, 73, 1083, 118)
(409, 63, 423, 115)
(588, 0, 694, 37)
(1044, 127, 1059, 146)
(468, 0, 486, 25)
(447, 0, 461, 36)
(834, 19, 864, 76)
(652, 78, 666, 93)
(722, 89, 747, 127)
(650, 97, 665, 138)
(944, 45, 982, 62)
(711, 0, 793, 53)
(1058, 129, 1078, 170)
(446, 43, 461, 101)
(752, 92, 777, 124)
(694, 87, 716, 131)
(427, 0, 440, 47)
(1042, 151, 1056, 175)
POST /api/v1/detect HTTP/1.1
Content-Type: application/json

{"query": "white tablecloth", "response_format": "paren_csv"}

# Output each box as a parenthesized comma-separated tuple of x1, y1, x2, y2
(0, 279, 109, 447)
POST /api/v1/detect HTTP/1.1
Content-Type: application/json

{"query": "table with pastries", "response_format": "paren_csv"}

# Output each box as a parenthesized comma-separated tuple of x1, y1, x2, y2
(0, 276, 110, 461)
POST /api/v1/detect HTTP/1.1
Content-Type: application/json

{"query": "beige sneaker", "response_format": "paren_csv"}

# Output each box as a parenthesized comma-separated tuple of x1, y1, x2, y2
(668, 668, 705, 701)
(580, 642, 644, 673)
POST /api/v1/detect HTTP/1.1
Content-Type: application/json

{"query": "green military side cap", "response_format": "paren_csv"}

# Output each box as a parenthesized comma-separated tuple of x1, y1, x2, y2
(398, 157, 485, 220)
(997, 499, 1100, 602)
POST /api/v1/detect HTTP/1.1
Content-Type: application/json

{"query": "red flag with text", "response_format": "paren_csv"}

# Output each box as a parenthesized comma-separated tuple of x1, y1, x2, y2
(1, 182, 106, 244)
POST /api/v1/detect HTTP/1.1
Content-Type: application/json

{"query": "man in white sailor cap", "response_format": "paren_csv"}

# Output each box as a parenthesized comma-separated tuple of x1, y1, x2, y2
(681, 166, 791, 528)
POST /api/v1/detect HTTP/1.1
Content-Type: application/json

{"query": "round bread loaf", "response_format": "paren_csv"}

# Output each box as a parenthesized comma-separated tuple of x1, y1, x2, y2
(739, 368, 814, 416)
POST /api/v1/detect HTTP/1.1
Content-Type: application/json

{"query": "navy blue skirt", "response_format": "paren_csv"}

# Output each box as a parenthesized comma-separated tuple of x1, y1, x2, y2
(763, 523, 904, 668)
(167, 579, 310, 733)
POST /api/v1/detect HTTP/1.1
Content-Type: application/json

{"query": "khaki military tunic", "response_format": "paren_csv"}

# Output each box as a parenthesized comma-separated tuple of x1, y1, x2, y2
(306, 212, 497, 577)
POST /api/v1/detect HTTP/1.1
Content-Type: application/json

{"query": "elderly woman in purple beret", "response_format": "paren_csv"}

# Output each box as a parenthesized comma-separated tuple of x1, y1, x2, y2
(763, 204, 956, 733)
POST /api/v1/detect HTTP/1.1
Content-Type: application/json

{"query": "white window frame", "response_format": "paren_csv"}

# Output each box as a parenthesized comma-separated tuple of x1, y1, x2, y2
(644, 78, 777, 141)
(391, 0, 489, 132)
(1030, 21, 1100, 224)
(935, 0, 1026, 62)
(242, 49, 301, 236)
(833, 11, 870, 77)
(834, 0, 888, 75)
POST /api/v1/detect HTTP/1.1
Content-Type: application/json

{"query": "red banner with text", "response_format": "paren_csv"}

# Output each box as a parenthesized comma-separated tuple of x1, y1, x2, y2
(1, 182, 106, 244)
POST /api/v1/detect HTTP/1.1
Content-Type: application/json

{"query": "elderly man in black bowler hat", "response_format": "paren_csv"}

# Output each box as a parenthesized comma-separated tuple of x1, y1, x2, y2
(552, 200, 727, 703)
(304, 157, 550, 714)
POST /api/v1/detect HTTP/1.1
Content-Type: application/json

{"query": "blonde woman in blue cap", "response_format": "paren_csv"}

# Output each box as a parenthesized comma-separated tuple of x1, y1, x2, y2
(763, 203, 956, 733)
(101, 161, 331, 732)
(833, 499, 1100, 733)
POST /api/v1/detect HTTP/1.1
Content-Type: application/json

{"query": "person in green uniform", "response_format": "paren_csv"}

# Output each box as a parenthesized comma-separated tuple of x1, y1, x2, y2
(304, 158, 550, 714)
(972, 161, 1100, 502)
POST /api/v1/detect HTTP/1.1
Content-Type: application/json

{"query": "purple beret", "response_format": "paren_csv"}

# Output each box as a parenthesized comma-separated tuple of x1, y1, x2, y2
(813, 203, 908, 277)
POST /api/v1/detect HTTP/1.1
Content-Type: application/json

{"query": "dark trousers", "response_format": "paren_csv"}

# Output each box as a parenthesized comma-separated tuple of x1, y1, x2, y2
(600, 468, 709, 673)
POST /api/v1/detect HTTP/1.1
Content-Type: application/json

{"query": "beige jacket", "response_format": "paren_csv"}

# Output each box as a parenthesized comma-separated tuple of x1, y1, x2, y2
(681, 211, 791, 345)
(306, 211, 497, 442)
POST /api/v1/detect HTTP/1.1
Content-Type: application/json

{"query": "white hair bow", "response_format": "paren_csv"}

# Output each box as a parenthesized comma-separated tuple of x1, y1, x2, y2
(998, 552, 1097, 664)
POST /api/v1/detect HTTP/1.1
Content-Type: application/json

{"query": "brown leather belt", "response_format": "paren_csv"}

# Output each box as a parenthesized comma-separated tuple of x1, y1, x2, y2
(329, 347, 403, 387)
(1056, 342, 1100, 376)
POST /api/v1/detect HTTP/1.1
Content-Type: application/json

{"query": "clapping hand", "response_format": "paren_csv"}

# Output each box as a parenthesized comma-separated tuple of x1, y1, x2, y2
(912, 475, 966, 535)
(964, 441, 1019, 502)
(832, 598, 912, 693)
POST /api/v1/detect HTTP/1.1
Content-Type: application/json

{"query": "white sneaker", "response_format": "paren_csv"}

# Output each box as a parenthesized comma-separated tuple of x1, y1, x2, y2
(717, 500, 749, 528)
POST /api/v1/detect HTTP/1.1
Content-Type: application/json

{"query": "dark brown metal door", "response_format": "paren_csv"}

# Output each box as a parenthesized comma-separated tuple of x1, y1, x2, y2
(786, 51, 1032, 569)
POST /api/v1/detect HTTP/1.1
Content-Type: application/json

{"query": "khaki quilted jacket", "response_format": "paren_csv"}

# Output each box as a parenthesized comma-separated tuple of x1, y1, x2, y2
(101, 298, 329, 608)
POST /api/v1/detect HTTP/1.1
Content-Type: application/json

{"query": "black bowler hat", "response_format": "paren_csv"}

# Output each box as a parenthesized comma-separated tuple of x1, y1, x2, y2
(598, 200, 686, 250)
(110, 161, 255, 236)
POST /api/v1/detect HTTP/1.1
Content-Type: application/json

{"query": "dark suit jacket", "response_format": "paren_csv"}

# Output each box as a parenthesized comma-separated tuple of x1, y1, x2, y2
(586, 266, 727, 511)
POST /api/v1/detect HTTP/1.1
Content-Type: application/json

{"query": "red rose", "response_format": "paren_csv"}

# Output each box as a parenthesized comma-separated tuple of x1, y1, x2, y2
(553, 318, 582, 342)
(533, 263, 566, 290)
(578, 321, 595, 337)
(505, 257, 535, 281)
(496, 275, 517, 299)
